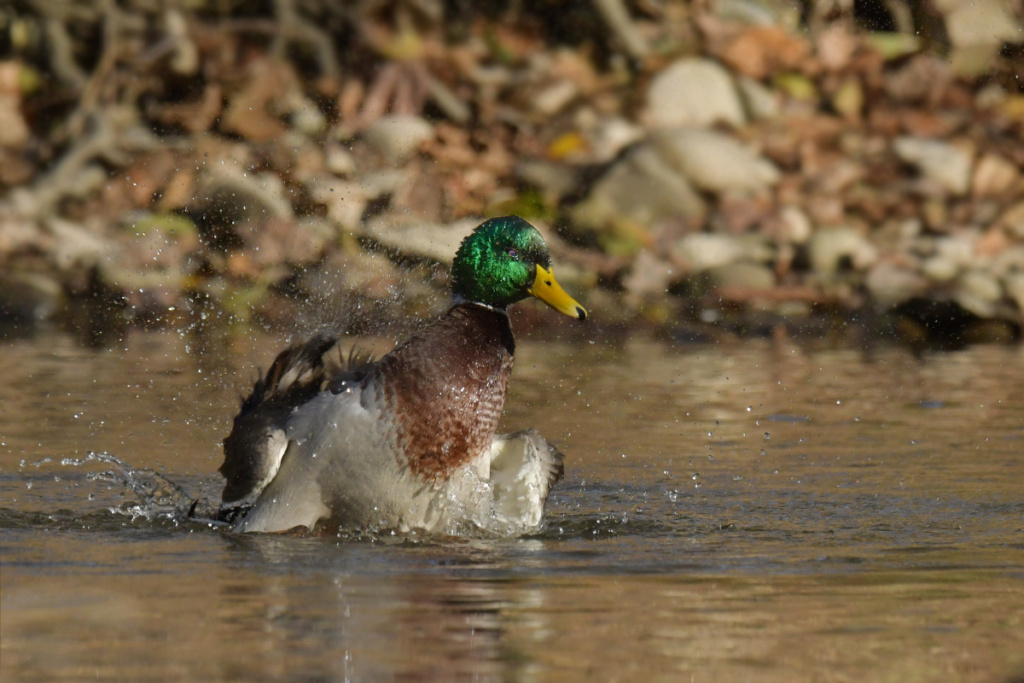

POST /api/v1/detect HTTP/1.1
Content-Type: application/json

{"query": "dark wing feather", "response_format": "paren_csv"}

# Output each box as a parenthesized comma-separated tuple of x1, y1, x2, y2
(219, 334, 375, 503)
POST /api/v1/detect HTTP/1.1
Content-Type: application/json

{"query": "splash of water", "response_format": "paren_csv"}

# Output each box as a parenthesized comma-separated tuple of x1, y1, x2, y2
(61, 452, 223, 525)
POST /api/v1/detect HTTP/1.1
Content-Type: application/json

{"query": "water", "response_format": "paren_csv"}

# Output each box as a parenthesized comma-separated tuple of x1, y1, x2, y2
(2, 327, 1023, 681)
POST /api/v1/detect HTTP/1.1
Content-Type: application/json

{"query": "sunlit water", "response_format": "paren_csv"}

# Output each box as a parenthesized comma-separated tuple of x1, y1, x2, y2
(2, 324, 1023, 681)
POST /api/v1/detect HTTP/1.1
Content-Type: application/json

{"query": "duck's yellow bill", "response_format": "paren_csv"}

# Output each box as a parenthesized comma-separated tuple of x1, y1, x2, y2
(528, 265, 587, 321)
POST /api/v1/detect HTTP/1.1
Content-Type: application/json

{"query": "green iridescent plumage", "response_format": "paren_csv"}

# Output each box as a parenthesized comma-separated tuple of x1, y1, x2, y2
(451, 216, 552, 308)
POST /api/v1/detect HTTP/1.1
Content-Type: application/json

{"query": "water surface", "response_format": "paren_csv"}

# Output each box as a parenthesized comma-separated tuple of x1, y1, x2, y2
(2, 327, 1023, 681)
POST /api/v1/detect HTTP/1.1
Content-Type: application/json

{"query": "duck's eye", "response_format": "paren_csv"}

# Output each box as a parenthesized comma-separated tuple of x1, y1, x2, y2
(507, 248, 518, 259)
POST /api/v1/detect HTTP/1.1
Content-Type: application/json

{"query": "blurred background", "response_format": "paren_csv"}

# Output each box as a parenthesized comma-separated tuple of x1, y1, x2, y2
(0, 0, 1022, 348)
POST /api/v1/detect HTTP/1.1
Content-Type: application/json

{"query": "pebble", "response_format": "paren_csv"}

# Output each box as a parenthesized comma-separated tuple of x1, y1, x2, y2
(707, 262, 776, 291)
(622, 249, 676, 298)
(654, 128, 780, 194)
(362, 215, 479, 263)
(808, 227, 878, 277)
(866, 262, 927, 305)
(972, 153, 1021, 197)
(736, 77, 781, 121)
(997, 201, 1024, 239)
(673, 233, 746, 272)
(644, 58, 746, 129)
(363, 115, 434, 164)
(921, 235, 974, 282)
(893, 137, 973, 196)
(775, 206, 812, 244)
(1001, 272, 1024, 311)
(954, 268, 1003, 318)
(571, 143, 707, 232)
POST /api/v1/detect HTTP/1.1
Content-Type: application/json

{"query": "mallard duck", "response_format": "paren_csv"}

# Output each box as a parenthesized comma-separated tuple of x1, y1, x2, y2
(218, 215, 587, 535)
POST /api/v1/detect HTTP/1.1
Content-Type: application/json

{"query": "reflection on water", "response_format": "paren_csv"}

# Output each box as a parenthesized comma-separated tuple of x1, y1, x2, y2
(2, 328, 1024, 681)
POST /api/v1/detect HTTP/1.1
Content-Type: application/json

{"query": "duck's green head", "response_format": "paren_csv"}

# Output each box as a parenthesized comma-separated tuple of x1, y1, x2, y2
(452, 216, 587, 320)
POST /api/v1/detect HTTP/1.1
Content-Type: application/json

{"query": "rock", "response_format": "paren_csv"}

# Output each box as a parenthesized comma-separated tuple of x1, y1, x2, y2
(362, 215, 480, 263)
(654, 128, 780, 194)
(893, 137, 973, 196)
(363, 115, 434, 164)
(324, 143, 357, 176)
(1002, 272, 1024, 312)
(570, 143, 707, 232)
(991, 245, 1024, 277)
(533, 79, 577, 116)
(808, 227, 878, 276)
(198, 167, 293, 221)
(866, 262, 928, 306)
(672, 233, 745, 272)
(47, 218, 117, 270)
(514, 159, 579, 199)
(920, 235, 974, 282)
(921, 254, 961, 283)
(996, 201, 1024, 239)
(622, 249, 676, 298)
(0, 217, 42, 256)
(707, 262, 776, 291)
(773, 206, 812, 244)
(0, 271, 64, 320)
(884, 54, 952, 103)
(0, 93, 29, 148)
(244, 217, 334, 267)
(644, 58, 745, 129)
(297, 246, 405, 317)
(940, 0, 1021, 75)
(972, 153, 1020, 198)
(586, 116, 645, 163)
(954, 268, 1003, 318)
(736, 77, 781, 121)
(288, 97, 327, 137)
(309, 178, 368, 231)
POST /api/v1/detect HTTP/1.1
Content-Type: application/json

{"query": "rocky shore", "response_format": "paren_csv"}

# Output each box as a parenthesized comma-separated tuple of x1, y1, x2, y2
(1, 1, 1022, 347)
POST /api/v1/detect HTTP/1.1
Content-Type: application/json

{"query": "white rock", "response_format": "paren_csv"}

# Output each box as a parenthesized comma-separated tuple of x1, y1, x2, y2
(363, 216, 481, 263)
(533, 79, 578, 116)
(571, 143, 707, 229)
(939, 0, 1021, 48)
(654, 128, 780, 194)
(998, 201, 1024, 239)
(645, 58, 746, 129)
(954, 268, 1002, 318)
(1002, 271, 1024, 311)
(587, 117, 645, 163)
(736, 77, 781, 120)
(776, 206, 812, 244)
(708, 262, 776, 290)
(893, 137, 973, 196)
(808, 227, 878, 276)
(324, 144, 357, 176)
(623, 249, 676, 297)
(866, 262, 927, 305)
(920, 255, 961, 282)
(363, 115, 434, 163)
(972, 153, 1020, 197)
(673, 233, 745, 272)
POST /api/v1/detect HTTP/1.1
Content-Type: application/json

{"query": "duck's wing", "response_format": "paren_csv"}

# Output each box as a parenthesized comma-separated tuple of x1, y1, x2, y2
(231, 384, 383, 533)
(219, 334, 374, 509)
(480, 429, 565, 532)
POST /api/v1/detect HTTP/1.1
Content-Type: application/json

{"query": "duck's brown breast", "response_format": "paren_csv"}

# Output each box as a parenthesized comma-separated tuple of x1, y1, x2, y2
(374, 304, 515, 481)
